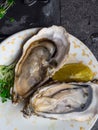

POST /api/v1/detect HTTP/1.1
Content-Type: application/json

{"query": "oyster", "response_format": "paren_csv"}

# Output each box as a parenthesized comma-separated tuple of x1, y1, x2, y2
(12, 25, 98, 103)
(12, 26, 70, 103)
(23, 82, 98, 121)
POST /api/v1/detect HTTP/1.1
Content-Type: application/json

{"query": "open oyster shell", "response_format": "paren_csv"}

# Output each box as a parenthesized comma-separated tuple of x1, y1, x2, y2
(12, 25, 98, 103)
(23, 82, 98, 121)
(12, 26, 70, 103)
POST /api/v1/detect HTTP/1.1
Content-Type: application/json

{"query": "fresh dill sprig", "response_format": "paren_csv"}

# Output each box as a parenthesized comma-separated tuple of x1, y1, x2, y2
(0, 64, 15, 102)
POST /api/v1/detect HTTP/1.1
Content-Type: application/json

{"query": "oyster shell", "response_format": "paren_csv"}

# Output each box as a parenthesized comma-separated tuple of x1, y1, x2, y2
(23, 82, 98, 121)
(12, 26, 70, 103)
(12, 25, 98, 103)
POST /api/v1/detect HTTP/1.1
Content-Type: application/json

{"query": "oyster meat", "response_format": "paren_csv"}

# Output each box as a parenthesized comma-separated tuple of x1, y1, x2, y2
(23, 82, 98, 121)
(12, 26, 70, 103)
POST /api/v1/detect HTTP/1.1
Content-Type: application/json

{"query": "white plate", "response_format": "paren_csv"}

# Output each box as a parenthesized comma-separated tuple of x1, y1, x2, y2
(0, 28, 97, 130)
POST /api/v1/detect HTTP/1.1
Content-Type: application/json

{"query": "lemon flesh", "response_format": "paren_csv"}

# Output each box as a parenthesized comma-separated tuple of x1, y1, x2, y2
(52, 63, 93, 82)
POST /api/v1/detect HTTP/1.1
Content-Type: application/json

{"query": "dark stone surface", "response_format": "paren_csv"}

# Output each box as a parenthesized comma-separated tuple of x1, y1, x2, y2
(0, 0, 60, 40)
(61, 0, 98, 129)
(61, 0, 98, 60)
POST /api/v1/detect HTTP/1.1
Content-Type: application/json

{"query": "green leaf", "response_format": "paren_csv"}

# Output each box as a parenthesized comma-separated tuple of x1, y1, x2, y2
(0, 64, 15, 102)
(0, 0, 15, 19)
(9, 17, 15, 22)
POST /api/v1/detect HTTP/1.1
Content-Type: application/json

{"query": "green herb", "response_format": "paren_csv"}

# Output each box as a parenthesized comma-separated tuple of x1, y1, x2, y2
(0, 0, 15, 19)
(9, 17, 15, 22)
(0, 64, 15, 102)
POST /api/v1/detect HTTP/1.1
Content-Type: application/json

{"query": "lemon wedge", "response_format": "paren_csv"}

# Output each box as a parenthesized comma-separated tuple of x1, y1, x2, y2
(52, 63, 93, 82)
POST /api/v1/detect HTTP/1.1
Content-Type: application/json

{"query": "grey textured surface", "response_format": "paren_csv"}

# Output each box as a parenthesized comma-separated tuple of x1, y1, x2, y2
(61, 0, 98, 59)
(61, 0, 98, 129)
(0, 0, 60, 36)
